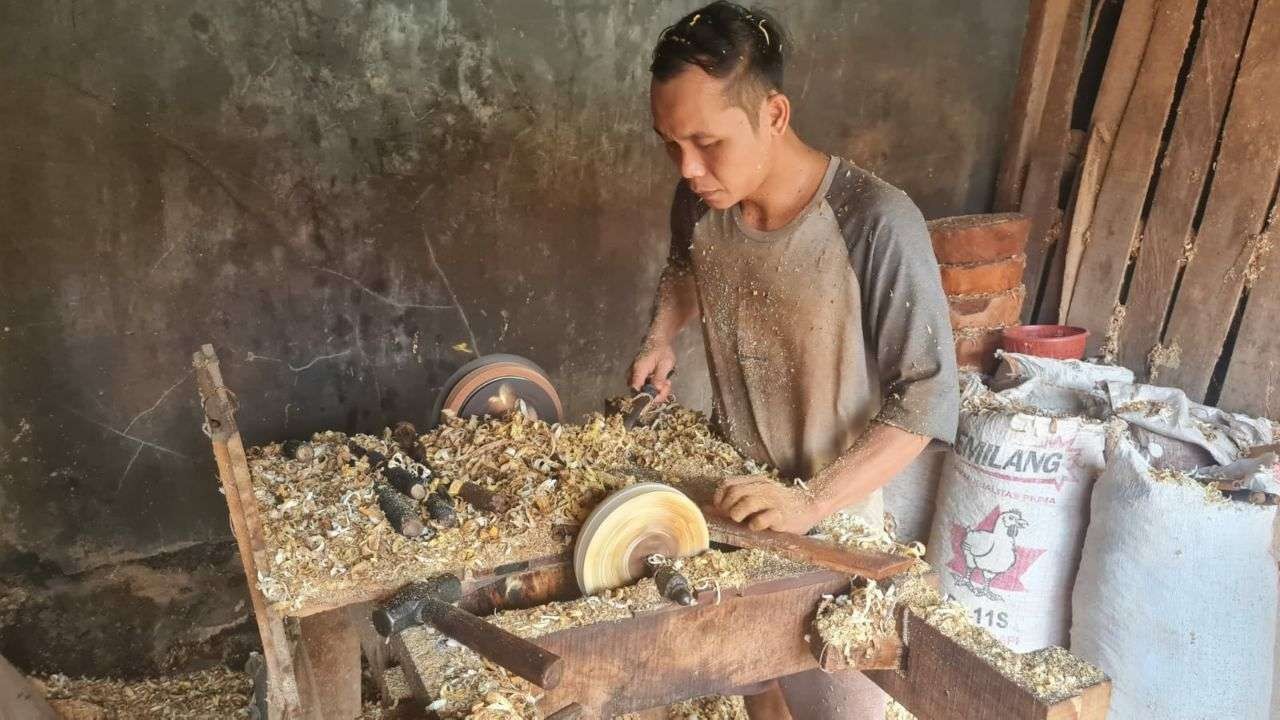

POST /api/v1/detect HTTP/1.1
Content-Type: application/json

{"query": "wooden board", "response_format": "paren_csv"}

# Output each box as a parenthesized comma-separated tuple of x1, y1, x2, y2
(0, 654, 58, 720)
(1155, 0, 1280, 399)
(1217, 208, 1280, 416)
(995, 0, 1076, 212)
(296, 608, 362, 720)
(866, 611, 1112, 720)
(391, 570, 853, 717)
(703, 514, 915, 580)
(194, 345, 305, 719)
(1017, 0, 1090, 322)
(1064, 0, 1199, 352)
(1117, 0, 1258, 378)
(1058, 0, 1157, 319)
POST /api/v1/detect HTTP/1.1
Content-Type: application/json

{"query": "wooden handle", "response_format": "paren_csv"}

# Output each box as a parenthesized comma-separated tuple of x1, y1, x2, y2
(420, 598, 565, 690)
(703, 513, 914, 580)
(545, 702, 584, 720)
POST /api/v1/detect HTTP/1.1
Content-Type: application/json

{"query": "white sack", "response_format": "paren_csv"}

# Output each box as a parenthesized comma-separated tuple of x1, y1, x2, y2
(994, 351, 1135, 391)
(926, 375, 1111, 651)
(1071, 435, 1278, 720)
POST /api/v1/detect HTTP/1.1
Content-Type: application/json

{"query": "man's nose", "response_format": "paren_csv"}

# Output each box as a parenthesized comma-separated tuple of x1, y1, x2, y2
(679, 148, 705, 180)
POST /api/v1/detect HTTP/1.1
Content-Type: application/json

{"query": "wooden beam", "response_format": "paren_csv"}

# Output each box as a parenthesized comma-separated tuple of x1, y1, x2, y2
(534, 570, 852, 716)
(866, 611, 1112, 720)
(350, 603, 397, 707)
(0, 654, 58, 720)
(1155, 0, 1280, 399)
(1117, 0, 1258, 378)
(1017, 0, 1090, 322)
(995, 0, 1075, 212)
(1058, 0, 1157, 320)
(1217, 208, 1280, 416)
(1064, 0, 1199, 351)
(296, 608, 363, 720)
(193, 345, 304, 719)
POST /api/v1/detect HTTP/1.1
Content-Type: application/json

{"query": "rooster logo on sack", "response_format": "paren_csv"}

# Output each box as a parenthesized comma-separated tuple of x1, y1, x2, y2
(947, 508, 1044, 601)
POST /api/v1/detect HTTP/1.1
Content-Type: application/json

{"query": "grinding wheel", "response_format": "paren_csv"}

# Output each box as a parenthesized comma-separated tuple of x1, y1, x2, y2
(430, 353, 563, 427)
(573, 483, 709, 595)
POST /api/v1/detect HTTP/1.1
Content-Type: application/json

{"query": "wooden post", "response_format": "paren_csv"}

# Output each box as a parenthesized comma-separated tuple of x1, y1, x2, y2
(193, 345, 304, 719)
(995, 0, 1075, 212)
(1064, 0, 1199, 353)
(0, 654, 58, 720)
(296, 608, 363, 720)
(1015, 0, 1089, 322)
(1155, 0, 1280, 399)
(1116, 0, 1258, 377)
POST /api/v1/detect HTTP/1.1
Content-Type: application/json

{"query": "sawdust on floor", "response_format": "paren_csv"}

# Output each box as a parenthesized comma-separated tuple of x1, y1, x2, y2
(32, 668, 385, 720)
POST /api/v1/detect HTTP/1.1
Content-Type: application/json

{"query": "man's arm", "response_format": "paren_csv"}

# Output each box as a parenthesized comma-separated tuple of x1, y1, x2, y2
(629, 184, 705, 400)
(629, 267, 699, 400)
(716, 423, 928, 532)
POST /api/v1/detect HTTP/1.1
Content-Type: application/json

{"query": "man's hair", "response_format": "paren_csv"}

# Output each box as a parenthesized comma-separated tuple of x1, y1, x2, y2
(650, 2, 787, 121)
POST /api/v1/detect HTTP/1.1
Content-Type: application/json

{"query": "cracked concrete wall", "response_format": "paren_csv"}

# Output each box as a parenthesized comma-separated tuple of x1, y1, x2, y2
(0, 0, 1026, 583)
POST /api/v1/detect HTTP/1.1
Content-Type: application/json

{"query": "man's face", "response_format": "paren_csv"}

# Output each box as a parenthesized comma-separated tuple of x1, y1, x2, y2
(651, 67, 774, 210)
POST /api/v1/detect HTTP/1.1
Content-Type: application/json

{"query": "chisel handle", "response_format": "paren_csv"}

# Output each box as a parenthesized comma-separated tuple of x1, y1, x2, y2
(420, 598, 565, 690)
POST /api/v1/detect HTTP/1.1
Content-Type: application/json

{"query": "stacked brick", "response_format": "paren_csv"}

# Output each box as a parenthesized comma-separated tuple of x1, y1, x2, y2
(929, 213, 1030, 373)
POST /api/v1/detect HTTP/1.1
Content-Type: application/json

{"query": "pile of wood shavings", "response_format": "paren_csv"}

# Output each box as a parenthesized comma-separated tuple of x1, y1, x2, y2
(812, 579, 901, 665)
(659, 695, 748, 719)
(1149, 467, 1232, 505)
(34, 668, 385, 719)
(247, 405, 762, 611)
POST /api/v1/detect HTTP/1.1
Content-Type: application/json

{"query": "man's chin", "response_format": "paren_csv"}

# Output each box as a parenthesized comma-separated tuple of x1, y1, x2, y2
(699, 192, 737, 210)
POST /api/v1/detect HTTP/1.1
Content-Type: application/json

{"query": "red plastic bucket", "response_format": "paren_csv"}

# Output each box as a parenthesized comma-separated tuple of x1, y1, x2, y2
(1000, 325, 1089, 360)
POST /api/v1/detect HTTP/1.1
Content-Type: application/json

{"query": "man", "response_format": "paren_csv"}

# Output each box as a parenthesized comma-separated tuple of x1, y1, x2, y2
(629, 3, 959, 718)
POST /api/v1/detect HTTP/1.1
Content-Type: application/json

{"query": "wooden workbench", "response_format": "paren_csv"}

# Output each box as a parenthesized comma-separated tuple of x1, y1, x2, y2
(194, 345, 1110, 719)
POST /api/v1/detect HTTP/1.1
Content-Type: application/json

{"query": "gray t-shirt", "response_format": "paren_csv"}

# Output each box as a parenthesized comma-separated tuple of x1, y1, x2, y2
(667, 156, 959, 520)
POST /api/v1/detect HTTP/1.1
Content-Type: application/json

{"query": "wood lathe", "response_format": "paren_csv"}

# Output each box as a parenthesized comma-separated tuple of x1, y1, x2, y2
(194, 347, 1112, 719)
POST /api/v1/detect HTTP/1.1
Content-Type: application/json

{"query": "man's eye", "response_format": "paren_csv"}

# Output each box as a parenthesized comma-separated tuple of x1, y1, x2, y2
(697, 139, 719, 149)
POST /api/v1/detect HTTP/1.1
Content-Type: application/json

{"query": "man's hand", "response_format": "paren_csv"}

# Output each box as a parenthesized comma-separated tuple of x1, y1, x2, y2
(713, 476, 823, 534)
(628, 340, 677, 403)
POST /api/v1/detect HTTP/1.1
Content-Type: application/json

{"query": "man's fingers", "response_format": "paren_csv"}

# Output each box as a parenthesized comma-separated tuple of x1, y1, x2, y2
(726, 495, 770, 524)
(748, 509, 780, 531)
(628, 359, 654, 392)
(714, 476, 769, 507)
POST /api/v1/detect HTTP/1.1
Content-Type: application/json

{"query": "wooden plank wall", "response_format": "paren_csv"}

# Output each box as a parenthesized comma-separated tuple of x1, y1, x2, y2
(999, 0, 1280, 419)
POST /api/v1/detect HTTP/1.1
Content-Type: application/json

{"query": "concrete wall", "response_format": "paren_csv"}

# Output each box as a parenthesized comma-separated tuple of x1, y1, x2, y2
(0, 0, 1026, 673)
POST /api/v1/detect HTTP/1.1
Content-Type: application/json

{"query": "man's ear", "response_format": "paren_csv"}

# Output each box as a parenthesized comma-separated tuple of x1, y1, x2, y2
(764, 92, 790, 137)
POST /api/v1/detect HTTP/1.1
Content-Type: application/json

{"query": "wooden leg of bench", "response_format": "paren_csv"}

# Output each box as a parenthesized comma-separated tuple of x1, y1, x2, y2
(349, 603, 398, 707)
(296, 608, 362, 720)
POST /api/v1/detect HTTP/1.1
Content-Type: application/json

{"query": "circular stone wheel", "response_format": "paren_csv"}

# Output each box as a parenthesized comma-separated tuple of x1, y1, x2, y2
(574, 483, 710, 596)
(429, 353, 564, 428)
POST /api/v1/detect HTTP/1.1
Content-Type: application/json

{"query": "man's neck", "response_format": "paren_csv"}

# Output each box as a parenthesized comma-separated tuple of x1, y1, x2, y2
(737, 133, 829, 232)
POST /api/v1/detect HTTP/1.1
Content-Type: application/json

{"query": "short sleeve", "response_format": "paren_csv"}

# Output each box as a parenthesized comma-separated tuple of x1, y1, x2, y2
(831, 168, 959, 443)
